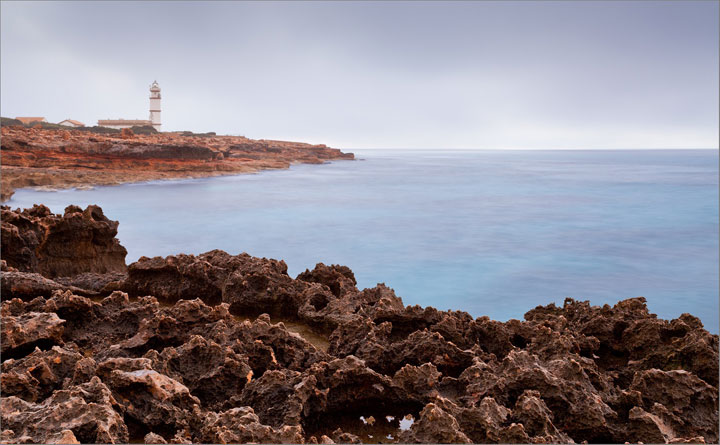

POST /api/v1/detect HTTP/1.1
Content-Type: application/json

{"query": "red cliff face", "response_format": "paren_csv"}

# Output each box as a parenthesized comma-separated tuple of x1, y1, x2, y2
(1, 205, 718, 444)
(0, 126, 354, 201)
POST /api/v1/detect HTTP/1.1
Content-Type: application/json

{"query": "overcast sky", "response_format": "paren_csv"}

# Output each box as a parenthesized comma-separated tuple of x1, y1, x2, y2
(1, 1, 718, 149)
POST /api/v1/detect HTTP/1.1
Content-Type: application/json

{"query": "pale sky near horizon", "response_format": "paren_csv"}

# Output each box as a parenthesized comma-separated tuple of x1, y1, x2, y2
(1, 1, 718, 149)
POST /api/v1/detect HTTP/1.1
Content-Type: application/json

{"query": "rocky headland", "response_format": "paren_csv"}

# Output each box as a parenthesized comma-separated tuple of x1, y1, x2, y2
(0, 125, 354, 202)
(1, 205, 718, 444)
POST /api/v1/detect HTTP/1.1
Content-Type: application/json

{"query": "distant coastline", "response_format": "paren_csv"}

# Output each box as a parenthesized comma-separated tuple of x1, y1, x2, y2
(0, 122, 354, 202)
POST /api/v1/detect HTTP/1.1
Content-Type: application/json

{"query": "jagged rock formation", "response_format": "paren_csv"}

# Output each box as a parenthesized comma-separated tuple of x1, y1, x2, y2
(1, 205, 718, 444)
(1, 204, 127, 278)
(0, 126, 354, 201)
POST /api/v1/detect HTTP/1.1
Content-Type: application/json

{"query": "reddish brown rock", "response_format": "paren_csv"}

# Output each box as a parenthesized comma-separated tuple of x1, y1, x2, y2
(0, 205, 718, 444)
(0, 377, 129, 444)
(224, 315, 329, 376)
(391, 363, 442, 403)
(1, 312, 65, 360)
(365, 329, 475, 377)
(143, 432, 168, 444)
(0, 125, 354, 202)
(155, 335, 253, 410)
(123, 250, 306, 315)
(512, 390, 571, 442)
(1, 345, 86, 402)
(97, 357, 200, 440)
(53, 272, 127, 294)
(454, 397, 519, 443)
(398, 403, 472, 444)
(123, 253, 227, 305)
(1, 204, 127, 278)
(1, 270, 96, 300)
(297, 263, 358, 298)
(238, 369, 313, 427)
(194, 407, 304, 444)
(221, 257, 306, 317)
(628, 369, 718, 443)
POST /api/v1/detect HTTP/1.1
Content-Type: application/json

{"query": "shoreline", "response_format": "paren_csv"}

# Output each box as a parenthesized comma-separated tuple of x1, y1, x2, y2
(0, 125, 354, 202)
(1, 204, 718, 444)
(7, 149, 717, 336)
(2, 162, 332, 201)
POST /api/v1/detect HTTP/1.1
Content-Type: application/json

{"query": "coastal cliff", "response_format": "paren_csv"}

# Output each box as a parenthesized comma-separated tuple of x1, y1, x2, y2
(0, 125, 354, 202)
(1, 205, 718, 444)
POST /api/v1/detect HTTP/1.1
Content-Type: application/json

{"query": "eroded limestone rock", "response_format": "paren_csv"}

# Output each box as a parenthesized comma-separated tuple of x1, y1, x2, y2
(1, 205, 127, 278)
(1, 205, 718, 444)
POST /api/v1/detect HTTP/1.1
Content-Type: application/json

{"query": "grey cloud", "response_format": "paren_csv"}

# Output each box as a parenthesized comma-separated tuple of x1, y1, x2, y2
(1, 1, 717, 149)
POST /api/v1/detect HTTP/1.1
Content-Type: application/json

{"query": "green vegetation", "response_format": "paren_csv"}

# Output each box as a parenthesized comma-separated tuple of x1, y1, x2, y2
(177, 130, 217, 138)
(1, 117, 203, 136)
(129, 125, 158, 135)
(0, 117, 23, 127)
(0, 117, 163, 135)
(83, 126, 121, 134)
(0, 117, 120, 133)
(37, 122, 80, 131)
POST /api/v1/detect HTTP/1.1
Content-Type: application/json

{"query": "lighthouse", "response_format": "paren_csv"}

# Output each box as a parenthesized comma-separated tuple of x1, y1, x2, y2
(98, 81, 163, 129)
(149, 80, 161, 130)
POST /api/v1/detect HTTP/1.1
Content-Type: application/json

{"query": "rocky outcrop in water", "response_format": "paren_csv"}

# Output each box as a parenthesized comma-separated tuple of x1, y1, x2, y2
(1, 205, 718, 444)
(0, 125, 354, 201)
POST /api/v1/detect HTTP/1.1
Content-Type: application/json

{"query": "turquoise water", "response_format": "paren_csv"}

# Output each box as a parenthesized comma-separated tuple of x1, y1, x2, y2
(7, 149, 719, 333)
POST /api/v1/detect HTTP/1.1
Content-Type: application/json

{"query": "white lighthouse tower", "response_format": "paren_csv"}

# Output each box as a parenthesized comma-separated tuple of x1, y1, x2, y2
(149, 80, 161, 131)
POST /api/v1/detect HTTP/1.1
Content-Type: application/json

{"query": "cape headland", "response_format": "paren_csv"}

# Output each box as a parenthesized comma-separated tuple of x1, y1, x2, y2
(1, 204, 718, 444)
(0, 123, 354, 202)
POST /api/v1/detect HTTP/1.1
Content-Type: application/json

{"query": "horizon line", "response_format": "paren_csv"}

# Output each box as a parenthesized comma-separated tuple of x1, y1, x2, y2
(341, 147, 720, 151)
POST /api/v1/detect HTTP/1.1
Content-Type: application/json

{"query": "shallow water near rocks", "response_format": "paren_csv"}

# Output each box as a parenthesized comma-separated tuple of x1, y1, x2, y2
(8, 149, 719, 333)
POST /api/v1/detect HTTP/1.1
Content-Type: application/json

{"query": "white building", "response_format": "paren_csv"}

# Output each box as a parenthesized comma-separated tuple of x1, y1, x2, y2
(58, 119, 85, 128)
(98, 81, 162, 131)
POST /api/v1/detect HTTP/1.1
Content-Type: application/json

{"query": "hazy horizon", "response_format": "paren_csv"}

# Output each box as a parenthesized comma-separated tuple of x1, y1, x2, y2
(345, 147, 719, 151)
(1, 1, 718, 149)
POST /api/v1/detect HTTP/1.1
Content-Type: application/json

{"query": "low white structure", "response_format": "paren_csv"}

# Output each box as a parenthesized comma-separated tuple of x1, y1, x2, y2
(96, 119, 152, 129)
(58, 119, 85, 127)
(98, 81, 162, 131)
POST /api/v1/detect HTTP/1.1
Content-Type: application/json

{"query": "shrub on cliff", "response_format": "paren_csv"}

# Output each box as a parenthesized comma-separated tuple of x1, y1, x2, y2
(34, 122, 68, 130)
(129, 125, 158, 135)
(80, 126, 121, 134)
(0, 117, 23, 127)
(177, 130, 217, 138)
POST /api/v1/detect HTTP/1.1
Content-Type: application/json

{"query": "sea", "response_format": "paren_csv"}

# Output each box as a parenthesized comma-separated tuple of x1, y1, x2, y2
(7, 149, 719, 333)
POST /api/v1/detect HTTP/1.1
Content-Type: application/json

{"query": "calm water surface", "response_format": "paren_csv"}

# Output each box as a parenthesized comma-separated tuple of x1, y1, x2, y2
(8, 149, 719, 333)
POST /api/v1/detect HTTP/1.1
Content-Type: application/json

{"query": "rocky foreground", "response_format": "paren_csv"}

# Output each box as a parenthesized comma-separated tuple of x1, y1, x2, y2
(0, 125, 354, 201)
(1, 205, 718, 444)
